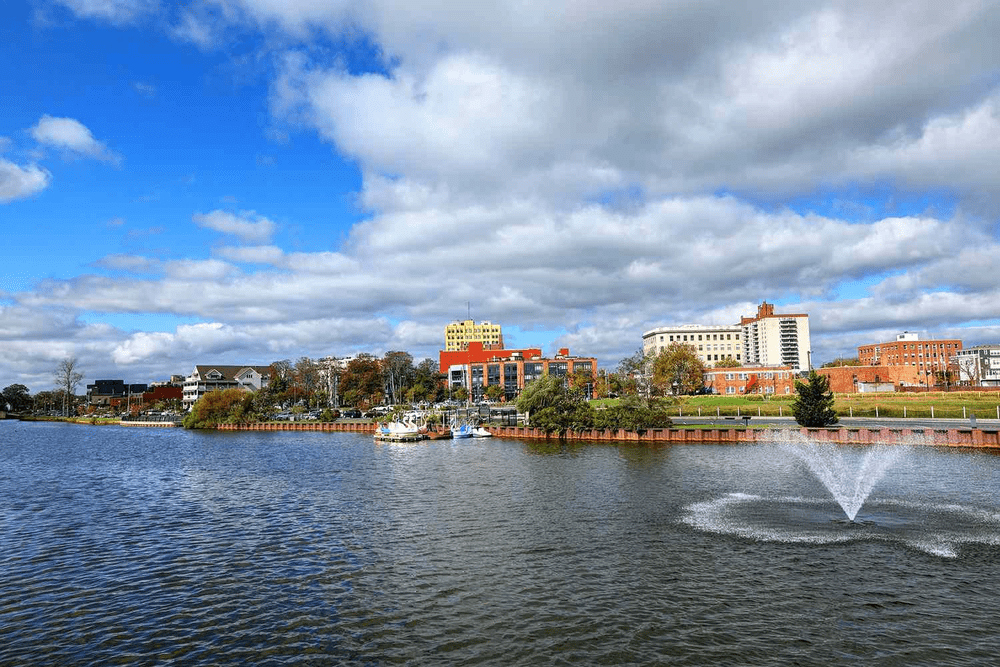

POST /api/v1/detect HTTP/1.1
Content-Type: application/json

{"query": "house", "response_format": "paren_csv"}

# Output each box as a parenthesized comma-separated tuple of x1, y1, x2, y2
(182, 365, 271, 409)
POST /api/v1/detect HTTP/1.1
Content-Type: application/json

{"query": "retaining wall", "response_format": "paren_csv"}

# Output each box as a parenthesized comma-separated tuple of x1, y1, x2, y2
(211, 422, 1000, 447)
(217, 421, 376, 433)
(486, 426, 1000, 448)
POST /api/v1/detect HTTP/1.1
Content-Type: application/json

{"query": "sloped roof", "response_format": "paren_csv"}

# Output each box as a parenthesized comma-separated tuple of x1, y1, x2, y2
(192, 365, 271, 382)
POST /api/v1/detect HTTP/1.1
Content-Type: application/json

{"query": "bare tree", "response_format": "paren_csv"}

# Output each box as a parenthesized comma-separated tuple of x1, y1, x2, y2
(54, 357, 83, 416)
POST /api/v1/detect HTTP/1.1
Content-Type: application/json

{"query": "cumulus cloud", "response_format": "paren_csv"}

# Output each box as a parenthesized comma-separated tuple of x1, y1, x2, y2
(30, 115, 120, 164)
(192, 209, 277, 242)
(7, 0, 1000, 384)
(0, 159, 51, 203)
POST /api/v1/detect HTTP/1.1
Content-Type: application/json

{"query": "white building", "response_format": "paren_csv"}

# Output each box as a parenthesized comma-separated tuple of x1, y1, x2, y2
(641, 324, 743, 365)
(952, 346, 1000, 387)
(740, 301, 811, 371)
(182, 365, 271, 409)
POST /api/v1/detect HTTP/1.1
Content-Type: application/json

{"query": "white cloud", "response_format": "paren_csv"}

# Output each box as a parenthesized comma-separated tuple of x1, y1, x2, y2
(0, 159, 51, 203)
(192, 209, 278, 242)
(52, 0, 159, 24)
(30, 115, 120, 164)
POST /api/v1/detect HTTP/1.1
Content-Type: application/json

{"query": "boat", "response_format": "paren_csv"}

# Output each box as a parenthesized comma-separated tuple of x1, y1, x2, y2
(452, 423, 474, 439)
(472, 426, 492, 438)
(424, 425, 453, 440)
(374, 415, 426, 442)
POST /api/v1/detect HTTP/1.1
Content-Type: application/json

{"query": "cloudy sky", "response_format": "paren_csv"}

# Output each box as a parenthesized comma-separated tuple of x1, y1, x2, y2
(3, 0, 1000, 390)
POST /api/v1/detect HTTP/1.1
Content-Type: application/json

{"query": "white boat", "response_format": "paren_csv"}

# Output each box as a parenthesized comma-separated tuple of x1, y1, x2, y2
(375, 415, 424, 441)
(472, 426, 492, 438)
(452, 423, 474, 439)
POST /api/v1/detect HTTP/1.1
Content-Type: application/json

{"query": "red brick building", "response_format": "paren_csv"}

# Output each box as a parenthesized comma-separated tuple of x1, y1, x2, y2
(857, 332, 962, 387)
(816, 365, 921, 393)
(703, 366, 797, 396)
(441, 342, 597, 401)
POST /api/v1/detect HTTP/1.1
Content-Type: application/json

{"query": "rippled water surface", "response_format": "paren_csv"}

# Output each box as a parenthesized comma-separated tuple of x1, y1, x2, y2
(4, 421, 1000, 665)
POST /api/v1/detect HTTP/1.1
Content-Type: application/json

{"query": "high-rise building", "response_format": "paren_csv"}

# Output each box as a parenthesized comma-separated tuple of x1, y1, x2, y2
(740, 302, 811, 371)
(444, 320, 504, 352)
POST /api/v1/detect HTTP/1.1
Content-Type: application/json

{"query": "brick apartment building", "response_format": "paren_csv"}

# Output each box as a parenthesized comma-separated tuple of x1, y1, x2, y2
(703, 366, 797, 396)
(857, 332, 962, 387)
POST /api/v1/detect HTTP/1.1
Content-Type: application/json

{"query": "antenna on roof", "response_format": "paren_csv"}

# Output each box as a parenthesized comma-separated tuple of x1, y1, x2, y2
(467, 301, 471, 320)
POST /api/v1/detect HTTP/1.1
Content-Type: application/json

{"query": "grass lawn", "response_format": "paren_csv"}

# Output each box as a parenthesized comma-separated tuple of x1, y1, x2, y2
(592, 391, 1000, 419)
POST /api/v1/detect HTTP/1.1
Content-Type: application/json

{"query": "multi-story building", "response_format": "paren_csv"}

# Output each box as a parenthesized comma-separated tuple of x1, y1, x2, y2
(703, 366, 797, 396)
(440, 342, 596, 401)
(86, 380, 148, 408)
(740, 302, 811, 371)
(857, 332, 962, 387)
(952, 345, 1000, 387)
(445, 320, 504, 352)
(182, 365, 271, 409)
(642, 324, 743, 365)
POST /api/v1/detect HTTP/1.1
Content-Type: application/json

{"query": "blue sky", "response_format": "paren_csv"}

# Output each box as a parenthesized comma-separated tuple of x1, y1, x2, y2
(3, 0, 1000, 390)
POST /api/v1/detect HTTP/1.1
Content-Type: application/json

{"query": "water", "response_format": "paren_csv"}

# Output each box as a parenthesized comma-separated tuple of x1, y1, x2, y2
(4, 421, 1000, 665)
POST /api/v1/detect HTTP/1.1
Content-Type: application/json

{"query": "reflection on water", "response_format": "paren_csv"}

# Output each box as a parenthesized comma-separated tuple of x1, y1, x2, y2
(3, 422, 1000, 665)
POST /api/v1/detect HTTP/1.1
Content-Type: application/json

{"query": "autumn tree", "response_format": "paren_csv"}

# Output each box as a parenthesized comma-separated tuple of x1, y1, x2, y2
(791, 371, 839, 427)
(651, 343, 705, 395)
(340, 354, 383, 407)
(183, 388, 251, 428)
(714, 357, 741, 368)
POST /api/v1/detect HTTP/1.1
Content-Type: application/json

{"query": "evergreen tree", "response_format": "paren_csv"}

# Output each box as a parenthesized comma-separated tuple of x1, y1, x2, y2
(791, 371, 839, 427)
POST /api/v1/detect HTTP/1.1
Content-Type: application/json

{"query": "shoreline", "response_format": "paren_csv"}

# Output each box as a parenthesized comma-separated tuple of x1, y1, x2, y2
(214, 422, 1000, 448)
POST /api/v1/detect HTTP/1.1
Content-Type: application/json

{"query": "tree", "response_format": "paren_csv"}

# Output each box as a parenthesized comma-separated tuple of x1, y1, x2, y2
(54, 357, 83, 416)
(516, 375, 594, 435)
(714, 357, 741, 368)
(651, 343, 705, 395)
(616, 349, 652, 397)
(791, 371, 839, 427)
(593, 395, 673, 434)
(183, 388, 250, 429)
(484, 384, 504, 401)
(293, 357, 320, 396)
(1, 384, 31, 413)
(382, 351, 414, 404)
(340, 354, 383, 407)
(821, 357, 860, 368)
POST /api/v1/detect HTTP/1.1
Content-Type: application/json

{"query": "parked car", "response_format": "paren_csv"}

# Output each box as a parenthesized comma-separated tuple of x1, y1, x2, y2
(341, 408, 362, 419)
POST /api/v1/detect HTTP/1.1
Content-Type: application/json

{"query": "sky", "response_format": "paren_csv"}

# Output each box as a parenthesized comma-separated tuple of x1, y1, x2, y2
(3, 0, 1000, 391)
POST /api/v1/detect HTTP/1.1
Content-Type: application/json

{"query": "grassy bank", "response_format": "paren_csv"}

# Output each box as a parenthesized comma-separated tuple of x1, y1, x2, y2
(592, 392, 1000, 419)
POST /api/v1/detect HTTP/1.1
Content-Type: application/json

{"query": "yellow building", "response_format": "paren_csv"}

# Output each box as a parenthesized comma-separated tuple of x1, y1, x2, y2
(445, 320, 504, 351)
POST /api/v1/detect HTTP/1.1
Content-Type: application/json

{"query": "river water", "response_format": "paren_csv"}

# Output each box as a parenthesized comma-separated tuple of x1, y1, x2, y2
(3, 421, 1000, 666)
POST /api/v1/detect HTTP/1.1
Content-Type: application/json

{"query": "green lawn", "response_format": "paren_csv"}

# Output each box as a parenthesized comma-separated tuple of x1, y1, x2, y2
(591, 391, 1000, 419)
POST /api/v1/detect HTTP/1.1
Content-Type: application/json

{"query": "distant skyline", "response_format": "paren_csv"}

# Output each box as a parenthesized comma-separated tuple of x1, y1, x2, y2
(3, 1, 1000, 390)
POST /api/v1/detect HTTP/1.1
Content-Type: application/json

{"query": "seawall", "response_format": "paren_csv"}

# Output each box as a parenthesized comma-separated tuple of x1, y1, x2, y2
(217, 421, 377, 433)
(213, 422, 1000, 447)
(487, 426, 1000, 448)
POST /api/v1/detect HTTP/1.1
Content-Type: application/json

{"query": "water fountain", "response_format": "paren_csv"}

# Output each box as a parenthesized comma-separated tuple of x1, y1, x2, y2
(776, 432, 907, 521)
(681, 430, 1000, 557)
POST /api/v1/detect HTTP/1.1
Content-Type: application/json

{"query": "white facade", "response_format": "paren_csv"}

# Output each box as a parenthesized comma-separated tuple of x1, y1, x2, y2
(182, 365, 271, 409)
(740, 302, 811, 371)
(642, 324, 743, 365)
(953, 346, 1000, 387)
